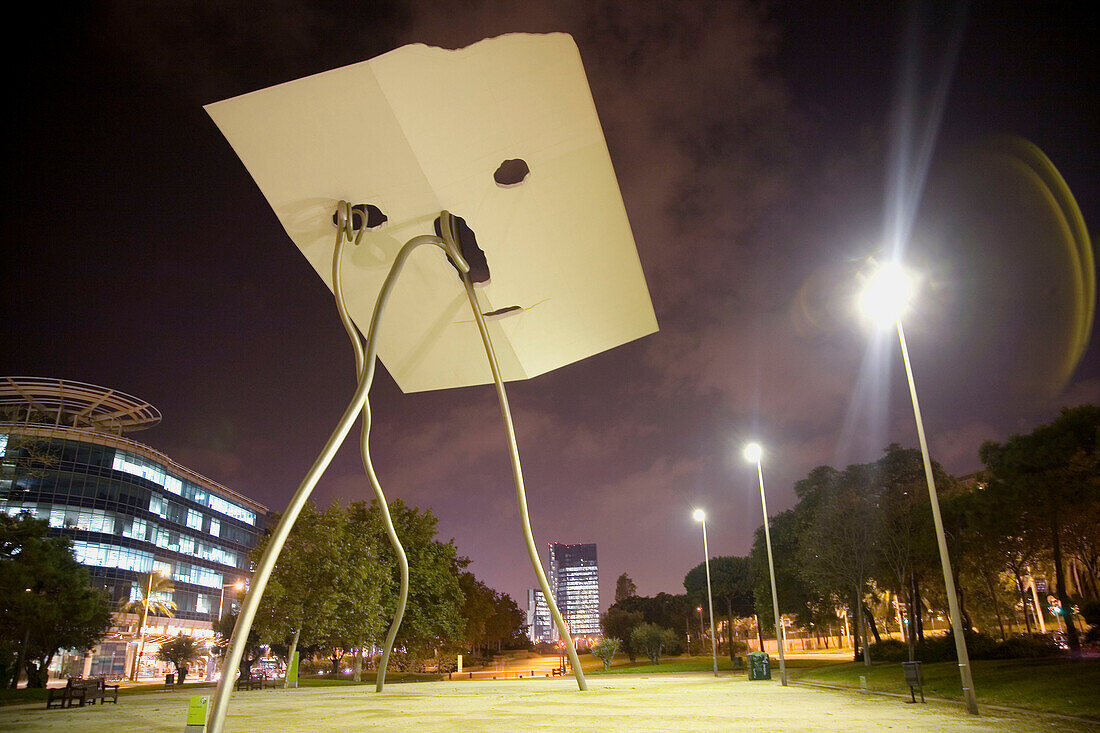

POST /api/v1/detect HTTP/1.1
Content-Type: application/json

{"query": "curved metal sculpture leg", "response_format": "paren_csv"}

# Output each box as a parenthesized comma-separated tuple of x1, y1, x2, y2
(330, 203, 410, 692)
(205, 217, 466, 733)
(441, 212, 588, 691)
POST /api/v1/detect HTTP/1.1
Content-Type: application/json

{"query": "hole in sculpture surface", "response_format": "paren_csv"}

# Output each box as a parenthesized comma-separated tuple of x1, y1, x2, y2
(331, 203, 388, 231)
(493, 159, 530, 188)
(434, 214, 490, 284)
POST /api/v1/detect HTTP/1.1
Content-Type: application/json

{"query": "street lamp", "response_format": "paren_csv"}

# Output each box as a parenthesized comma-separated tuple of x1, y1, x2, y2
(744, 442, 787, 686)
(130, 569, 161, 681)
(218, 580, 246, 621)
(693, 509, 719, 677)
(858, 260, 979, 715)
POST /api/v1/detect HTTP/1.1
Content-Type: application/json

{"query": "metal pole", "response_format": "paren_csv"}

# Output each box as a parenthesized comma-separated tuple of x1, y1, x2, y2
(204, 232, 462, 733)
(896, 319, 978, 715)
(459, 272, 587, 690)
(757, 461, 787, 685)
(701, 520, 719, 677)
(131, 571, 154, 681)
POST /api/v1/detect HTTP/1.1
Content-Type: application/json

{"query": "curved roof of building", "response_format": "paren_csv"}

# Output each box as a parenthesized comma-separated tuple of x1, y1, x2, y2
(0, 376, 161, 434)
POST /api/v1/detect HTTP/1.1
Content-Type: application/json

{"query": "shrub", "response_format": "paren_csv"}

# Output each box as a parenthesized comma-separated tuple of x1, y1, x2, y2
(868, 638, 908, 662)
(591, 638, 620, 671)
(989, 633, 1060, 659)
(1083, 601, 1100, 646)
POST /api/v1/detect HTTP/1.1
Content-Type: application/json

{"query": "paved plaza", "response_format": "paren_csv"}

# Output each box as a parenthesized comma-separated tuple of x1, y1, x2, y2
(2, 675, 1092, 732)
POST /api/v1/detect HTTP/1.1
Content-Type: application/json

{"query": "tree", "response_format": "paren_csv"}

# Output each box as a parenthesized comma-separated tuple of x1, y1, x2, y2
(0, 514, 112, 687)
(458, 572, 495, 658)
(214, 609, 262, 682)
(118, 571, 178, 619)
(795, 463, 877, 664)
(629, 623, 676, 664)
(980, 405, 1100, 658)
(120, 570, 178, 681)
(157, 634, 205, 684)
(601, 607, 643, 661)
(685, 556, 755, 659)
(614, 573, 637, 603)
(869, 445, 941, 656)
(250, 502, 358, 677)
(591, 637, 620, 670)
(375, 500, 465, 669)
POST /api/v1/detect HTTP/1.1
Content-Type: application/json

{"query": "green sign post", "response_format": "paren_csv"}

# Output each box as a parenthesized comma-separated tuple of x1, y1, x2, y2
(184, 694, 208, 732)
(286, 650, 299, 689)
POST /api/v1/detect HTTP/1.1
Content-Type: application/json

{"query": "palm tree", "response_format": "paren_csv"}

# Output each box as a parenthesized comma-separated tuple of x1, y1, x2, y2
(121, 571, 177, 680)
(156, 634, 206, 684)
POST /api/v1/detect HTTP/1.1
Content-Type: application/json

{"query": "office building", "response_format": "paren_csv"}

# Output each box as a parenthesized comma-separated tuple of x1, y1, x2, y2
(548, 542, 600, 643)
(0, 377, 267, 678)
(525, 588, 553, 645)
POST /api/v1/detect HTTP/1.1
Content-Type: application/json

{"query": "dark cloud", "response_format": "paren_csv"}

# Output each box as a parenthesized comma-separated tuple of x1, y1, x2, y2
(3, 0, 1095, 608)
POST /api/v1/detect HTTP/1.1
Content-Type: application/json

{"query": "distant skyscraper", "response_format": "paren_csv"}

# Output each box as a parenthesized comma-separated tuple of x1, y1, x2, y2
(525, 588, 553, 644)
(548, 542, 600, 641)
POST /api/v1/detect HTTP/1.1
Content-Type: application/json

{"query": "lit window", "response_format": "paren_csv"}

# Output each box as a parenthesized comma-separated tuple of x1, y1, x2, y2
(164, 475, 183, 495)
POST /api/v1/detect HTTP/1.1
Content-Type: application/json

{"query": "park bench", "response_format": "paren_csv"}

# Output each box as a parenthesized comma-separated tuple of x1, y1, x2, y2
(86, 677, 120, 704)
(45, 677, 116, 708)
(46, 678, 88, 708)
(235, 675, 278, 691)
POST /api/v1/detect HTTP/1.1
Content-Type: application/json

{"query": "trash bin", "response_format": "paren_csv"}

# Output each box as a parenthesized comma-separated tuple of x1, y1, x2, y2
(748, 651, 771, 681)
(901, 661, 924, 703)
(166, 673, 175, 685)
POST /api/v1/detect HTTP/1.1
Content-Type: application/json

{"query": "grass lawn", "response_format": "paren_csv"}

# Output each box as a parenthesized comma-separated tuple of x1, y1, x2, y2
(793, 656, 1100, 720)
(587, 653, 828, 675)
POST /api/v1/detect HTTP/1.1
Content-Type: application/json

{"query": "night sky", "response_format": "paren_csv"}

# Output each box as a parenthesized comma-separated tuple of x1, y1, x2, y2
(3, 1, 1096, 612)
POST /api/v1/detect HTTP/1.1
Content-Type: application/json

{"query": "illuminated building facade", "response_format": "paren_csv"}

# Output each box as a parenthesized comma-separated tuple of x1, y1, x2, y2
(525, 588, 553, 644)
(0, 377, 267, 677)
(547, 542, 600, 643)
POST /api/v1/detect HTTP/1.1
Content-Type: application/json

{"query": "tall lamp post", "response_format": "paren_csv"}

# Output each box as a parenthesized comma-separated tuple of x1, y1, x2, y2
(858, 261, 979, 715)
(218, 581, 245, 621)
(130, 570, 160, 681)
(692, 509, 719, 677)
(744, 442, 787, 686)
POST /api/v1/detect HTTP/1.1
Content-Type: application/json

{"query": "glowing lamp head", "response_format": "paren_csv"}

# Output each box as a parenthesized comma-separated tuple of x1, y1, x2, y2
(858, 261, 916, 327)
(692, 509, 706, 522)
(234, 581, 245, 591)
(743, 442, 763, 463)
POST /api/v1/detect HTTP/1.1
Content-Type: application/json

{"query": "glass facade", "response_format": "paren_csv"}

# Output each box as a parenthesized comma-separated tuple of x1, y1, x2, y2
(525, 588, 553, 644)
(0, 429, 266, 624)
(547, 542, 600, 639)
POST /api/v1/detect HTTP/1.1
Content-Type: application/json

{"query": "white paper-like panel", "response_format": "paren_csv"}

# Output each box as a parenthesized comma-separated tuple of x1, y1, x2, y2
(206, 33, 657, 393)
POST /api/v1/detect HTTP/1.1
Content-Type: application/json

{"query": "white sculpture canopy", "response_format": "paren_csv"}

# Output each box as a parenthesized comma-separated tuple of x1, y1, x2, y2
(206, 32, 657, 393)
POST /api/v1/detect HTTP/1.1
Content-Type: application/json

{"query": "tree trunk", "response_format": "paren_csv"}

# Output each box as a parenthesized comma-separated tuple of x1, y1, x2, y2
(914, 580, 926, 641)
(907, 573, 917, 662)
(851, 589, 863, 664)
(1050, 498, 1081, 658)
(984, 571, 1007, 640)
(862, 605, 882, 644)
(1015, 572, 1033, 634)
(726, 599, 735, 660)
(353, 647, 362, 682)
(9, 627, 29, 689)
